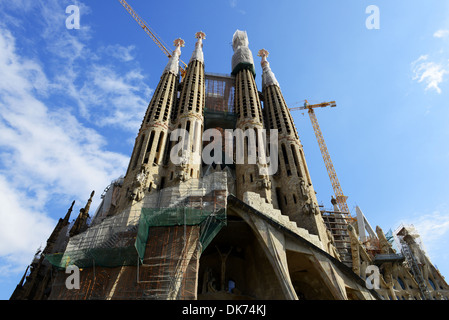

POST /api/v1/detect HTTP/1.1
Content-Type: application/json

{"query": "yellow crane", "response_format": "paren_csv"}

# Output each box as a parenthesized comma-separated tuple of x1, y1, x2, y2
(290, 100, 351, 215)
(118, 0, 188, 77)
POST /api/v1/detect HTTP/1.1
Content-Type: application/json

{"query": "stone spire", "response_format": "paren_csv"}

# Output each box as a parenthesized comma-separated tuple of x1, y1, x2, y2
(258, 50, 332, 252)
(10, 200, 77, 300)
(232, 31, 273, 204)
(64, 200, 75, 223)
(112, 39, 184, 214)
(70, 191, 95, 237)
(42, 200, 75, 255)
(166, 32, 206, 186)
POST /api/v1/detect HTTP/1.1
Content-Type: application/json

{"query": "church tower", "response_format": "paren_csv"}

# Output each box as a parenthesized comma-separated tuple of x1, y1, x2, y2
(232, 30, 273, 203)
(113, 38, 184, 214)
(166, 32, 206, 186)
(258, 49, 331, 248)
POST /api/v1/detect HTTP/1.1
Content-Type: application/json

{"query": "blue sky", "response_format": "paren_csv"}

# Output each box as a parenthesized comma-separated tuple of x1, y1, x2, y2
(0, 0, 448, 299)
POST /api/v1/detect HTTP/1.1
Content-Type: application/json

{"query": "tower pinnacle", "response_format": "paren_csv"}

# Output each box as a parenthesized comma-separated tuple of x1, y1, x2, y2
(258, 49, 279, 88)
(190, 31, 206, 63)
(164, 38, 185, 75)
(257, 48, 269, 64)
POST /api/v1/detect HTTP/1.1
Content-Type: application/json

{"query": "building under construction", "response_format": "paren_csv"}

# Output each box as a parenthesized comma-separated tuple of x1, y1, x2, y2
(10, 28, 449, 301)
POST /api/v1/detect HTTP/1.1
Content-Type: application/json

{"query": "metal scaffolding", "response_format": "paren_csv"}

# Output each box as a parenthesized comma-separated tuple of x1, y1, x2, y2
(45, 172, 229, 300)
(321, 209, 353, 267)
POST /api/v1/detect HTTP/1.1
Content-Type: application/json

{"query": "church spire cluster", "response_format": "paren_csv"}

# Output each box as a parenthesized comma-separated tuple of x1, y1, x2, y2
(12, 28, 449, 302)
(111, 30, 330, 245)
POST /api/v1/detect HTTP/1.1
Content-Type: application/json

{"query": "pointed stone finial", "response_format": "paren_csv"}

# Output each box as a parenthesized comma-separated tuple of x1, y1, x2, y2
(84, 190, 95, 215)
(63, 200, 76, 224)
(190, 31, 206, 63)
(258, 48, 279, 88)
(164, 38, 184, 75)
(69, 191, 95, 237)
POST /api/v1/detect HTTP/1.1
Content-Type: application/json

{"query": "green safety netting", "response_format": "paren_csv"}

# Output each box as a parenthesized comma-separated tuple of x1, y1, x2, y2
(44, 246, 138, 270)
(135, 207, 227, 261)
(45, 207, 226, 269)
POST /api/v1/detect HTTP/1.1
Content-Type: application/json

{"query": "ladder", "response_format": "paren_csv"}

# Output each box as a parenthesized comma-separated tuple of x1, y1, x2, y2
(400, 239, 431, 300)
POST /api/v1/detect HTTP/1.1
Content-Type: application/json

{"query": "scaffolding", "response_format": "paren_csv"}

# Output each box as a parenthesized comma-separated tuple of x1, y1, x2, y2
(45, 172, 229, 300)
(204, 73, 237, 139)
(363, 236, 382, 258)
(45, 209, 140, 269)
(204, 72, 235, 113)
(395, 225, 432, 300)
(321, 209, 353, 267)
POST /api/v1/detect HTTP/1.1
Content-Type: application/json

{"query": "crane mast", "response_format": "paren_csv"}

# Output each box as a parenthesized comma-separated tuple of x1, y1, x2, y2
(118, 0, 187, 76)
(291, 100, 350, 215)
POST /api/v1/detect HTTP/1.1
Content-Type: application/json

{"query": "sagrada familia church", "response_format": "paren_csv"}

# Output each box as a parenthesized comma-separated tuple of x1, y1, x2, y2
(10, 30, 449, 300)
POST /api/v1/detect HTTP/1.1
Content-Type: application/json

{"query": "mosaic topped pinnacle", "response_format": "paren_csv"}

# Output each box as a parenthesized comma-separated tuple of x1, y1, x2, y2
(258, 48, 279, 88)
(257, 49, 269, 63)
(195, 31, 206, 40)
(190, 31, 206, 63)
(173, 38, 185, 48)
(164, 38, 184, 75)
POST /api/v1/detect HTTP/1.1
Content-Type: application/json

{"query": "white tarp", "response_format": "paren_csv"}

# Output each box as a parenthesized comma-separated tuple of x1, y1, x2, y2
(231, 30, 255, 73)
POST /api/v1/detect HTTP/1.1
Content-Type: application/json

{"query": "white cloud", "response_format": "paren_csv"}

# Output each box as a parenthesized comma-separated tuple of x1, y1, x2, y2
(398, 209, 449, 264)
(0, 175, 55, 274)
(0, 27, 129, 199)
(229, 0, 246, 14)
(0, 34, 130, 273)
(434, 29, 449, 38)
(413, 212, 449, 243)
(45, 33, 151, 131)
(102, 44, 137, 62)
(77, 64, 151, 131)
(15, 0, 151, 133)
(0, 30, 49, 97)
(411, 55, 448, 94)
(0, 1, 150, 277)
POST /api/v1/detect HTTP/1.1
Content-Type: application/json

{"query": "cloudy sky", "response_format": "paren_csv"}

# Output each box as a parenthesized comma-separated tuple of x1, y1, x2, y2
(1, 0, 449, 299)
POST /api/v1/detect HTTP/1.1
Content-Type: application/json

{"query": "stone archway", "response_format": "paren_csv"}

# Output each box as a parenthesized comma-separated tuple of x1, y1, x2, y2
(197, 215, 286, 299)
(285, 250, 335, 300)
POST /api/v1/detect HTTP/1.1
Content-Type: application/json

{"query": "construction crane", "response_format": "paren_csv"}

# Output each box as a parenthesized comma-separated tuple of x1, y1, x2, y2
(290, 100, 351, 215)
(118, 0, 188, 77)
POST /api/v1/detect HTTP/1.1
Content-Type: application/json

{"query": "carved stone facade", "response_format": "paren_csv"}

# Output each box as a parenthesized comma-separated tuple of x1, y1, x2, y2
(348, 224, 449, 300)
